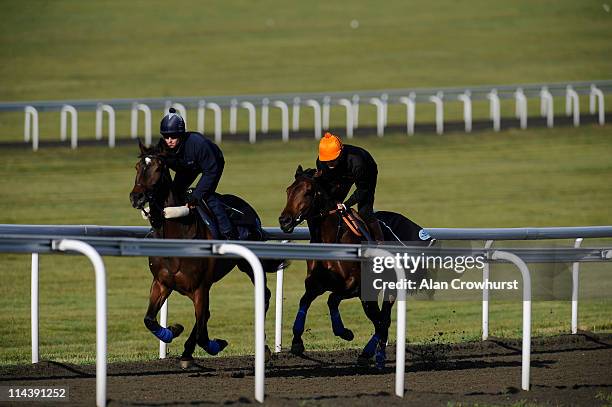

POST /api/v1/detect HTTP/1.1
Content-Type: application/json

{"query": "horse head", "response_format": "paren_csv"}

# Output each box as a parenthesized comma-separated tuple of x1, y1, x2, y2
(279, 165, 328, 233)
(129, 139, 172, 212)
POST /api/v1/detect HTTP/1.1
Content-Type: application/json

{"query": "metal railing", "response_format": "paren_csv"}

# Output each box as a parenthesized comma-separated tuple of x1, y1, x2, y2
(1, 225, 612, 405)
(6, 80, 610, 150)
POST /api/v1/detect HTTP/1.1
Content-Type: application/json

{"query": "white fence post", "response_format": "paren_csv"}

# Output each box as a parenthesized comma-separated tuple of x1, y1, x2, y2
(322, 96, 331, 130)
(54, 239, 107, 407)
(590, 85, 605, 125)
(381, 93, 389, 126)
(207, 103, 222, 144)
(399, 93, 416, 136)
(487, 89, 501, 132)
(458, 91, 472, 133)
(240, 101, 257, 144)
(540, 87, 554, 128)
(24, 106, 39, 151)
(369, 98, 385, 137)
(60, 105, 78, 149)
(429, 92, 444, 135)
(352, 94, 360, 129)
(197, 100, 206, 134)
(515, 88, 528, 130)
(305, 99, 322, 139)
(131, 103, 152, 146)
(159, 299, 168, 359)
(565, 86, 580, 127)
(230, 99, 238, 135)
(363, 248, 407, 398)
(261, 98, 269, 134)
(491, 251, 531, 391)
(96, 104, 116, 148)
(214, 244, 265, 403)
(337, 99, 354, 138)
(482, 240, 494, 340)
(571, 238, 583, 334)
(272, 101, 289, 142)
(274, 240, 289, 353)
(292, 97, 301, 131)
(31, 253, 39, 363)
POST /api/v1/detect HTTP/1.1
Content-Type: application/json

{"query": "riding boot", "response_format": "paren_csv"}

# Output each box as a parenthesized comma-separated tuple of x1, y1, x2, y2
(357, 200, 384, 243)
(204, 194, 237, 239)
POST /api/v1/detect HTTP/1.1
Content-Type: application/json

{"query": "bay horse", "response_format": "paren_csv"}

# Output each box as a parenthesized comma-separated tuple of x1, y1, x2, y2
(278, 166, 431, 369)
(129, 139, 281, 367)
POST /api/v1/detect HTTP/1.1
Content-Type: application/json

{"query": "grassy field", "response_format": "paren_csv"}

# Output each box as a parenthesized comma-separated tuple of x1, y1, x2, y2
(0, 0, 611, 140)
(0, 0, 610, 366)
(0, 126, 611, 365)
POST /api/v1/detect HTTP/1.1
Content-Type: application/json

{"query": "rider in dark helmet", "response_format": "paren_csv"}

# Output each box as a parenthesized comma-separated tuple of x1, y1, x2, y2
(316, 132, 385, 242)
(160, 108, 237, 240)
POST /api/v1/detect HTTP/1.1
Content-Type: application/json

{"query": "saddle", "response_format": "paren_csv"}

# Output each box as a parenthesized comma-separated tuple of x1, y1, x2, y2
(337, 208, 374, 242)
(186, 190, 265, 241)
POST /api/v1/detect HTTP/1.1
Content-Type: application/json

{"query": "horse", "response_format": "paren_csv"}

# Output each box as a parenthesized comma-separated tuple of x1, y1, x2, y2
(129, 139, 282, 367)
(278, 165, 432, 369)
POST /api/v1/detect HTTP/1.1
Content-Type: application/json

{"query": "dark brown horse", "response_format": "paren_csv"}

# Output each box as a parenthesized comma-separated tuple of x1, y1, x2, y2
(278, 166, 396, 369)
(129, 139, 280, 367)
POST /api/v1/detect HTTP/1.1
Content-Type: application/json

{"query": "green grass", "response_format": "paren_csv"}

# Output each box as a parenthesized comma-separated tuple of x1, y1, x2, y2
(0, 126, 611, 365)
(1, 0, 610, 100)
(0, 0, 611, 140)
(0, 0, 611, 366)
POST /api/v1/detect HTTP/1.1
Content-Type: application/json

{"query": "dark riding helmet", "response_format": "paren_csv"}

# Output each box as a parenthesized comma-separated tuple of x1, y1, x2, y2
(160, 108, 186, 136)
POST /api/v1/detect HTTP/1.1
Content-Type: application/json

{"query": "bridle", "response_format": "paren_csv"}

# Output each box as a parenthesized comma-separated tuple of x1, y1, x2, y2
(136, 155, 171, 225)
(293, 173, 376, 240)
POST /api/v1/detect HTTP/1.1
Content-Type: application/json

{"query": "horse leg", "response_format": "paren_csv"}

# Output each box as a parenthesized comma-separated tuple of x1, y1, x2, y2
(291, 275, 325, 355)
(237, 260, 272, 360)
(193, 285, 227, 356)
(238, 260, 272, 313)
(327, 293, 354, 341)
(144, 279, 184, 343)
(374, 299, 395, 370)
(179, 323, 198, 369)
(357, 300, 383, 367)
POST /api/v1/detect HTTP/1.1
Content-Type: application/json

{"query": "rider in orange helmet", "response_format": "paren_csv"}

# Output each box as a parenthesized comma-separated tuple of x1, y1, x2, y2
(316, 132, 384, 241)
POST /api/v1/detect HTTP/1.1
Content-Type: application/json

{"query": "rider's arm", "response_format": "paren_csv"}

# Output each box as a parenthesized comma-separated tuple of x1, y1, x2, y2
(192, 147, 221, 200)
(344, 167, 371, 208)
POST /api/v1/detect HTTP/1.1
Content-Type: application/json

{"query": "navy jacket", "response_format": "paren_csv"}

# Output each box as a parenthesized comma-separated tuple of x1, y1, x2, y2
(316, 144, 378, 208)
(166, 132, 225, 201)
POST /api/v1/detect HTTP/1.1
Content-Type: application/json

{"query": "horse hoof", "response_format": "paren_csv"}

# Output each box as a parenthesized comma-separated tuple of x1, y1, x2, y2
(215, 339, 228, 354)
(338, 328, 354, 341)
(290, 341, 305, 356)
(375, 354, 386, 370)
(169, 324, 184, 338)
(179, 357, 194, 370)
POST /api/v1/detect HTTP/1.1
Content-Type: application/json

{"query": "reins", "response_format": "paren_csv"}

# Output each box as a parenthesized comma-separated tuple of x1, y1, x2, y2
(296, 173, 371, 240)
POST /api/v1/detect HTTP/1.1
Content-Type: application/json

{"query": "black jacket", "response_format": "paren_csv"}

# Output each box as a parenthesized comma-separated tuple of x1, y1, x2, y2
(166, 132, 225, 200)
(316, 144, 378, 208)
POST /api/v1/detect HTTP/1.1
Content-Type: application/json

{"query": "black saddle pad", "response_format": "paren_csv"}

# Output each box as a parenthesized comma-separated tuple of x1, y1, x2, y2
(218, 193, 265, 240)
(374, 210, 432, 243)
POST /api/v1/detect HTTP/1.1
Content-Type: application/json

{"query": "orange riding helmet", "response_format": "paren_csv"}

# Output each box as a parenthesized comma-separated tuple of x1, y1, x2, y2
(318, 132, 343, 161)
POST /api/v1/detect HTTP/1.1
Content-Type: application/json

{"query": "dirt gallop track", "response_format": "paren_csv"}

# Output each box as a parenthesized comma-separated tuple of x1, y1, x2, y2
(1, 333, 611, 406)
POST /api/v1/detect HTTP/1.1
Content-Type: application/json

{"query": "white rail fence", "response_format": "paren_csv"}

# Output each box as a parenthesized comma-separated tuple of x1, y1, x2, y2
(2, 80, 610, 150)
(1, 225, 612, 406)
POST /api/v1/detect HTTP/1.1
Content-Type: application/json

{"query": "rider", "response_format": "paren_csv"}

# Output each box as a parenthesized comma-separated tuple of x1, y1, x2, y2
(160, 108, 238, 240)
(316, 132, 385, 242)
